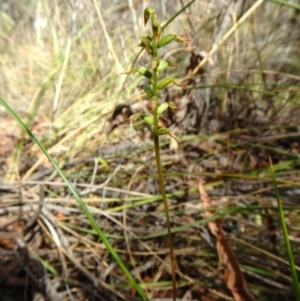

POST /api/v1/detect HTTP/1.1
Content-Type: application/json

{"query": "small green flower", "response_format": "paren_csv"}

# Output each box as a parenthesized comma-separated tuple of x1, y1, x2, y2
(139, 36, 153, 55)
(152, 21, 162, 41)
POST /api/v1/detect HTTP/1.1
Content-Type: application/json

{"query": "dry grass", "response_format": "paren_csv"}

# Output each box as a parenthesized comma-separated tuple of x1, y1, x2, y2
(0, 0, 300, 300)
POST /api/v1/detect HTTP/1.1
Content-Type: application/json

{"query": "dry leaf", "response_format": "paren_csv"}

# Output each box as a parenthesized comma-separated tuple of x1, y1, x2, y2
(199, 181, 254, 301)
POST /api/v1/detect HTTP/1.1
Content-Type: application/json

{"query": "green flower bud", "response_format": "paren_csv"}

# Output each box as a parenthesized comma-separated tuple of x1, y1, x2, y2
(144, 7, 154, 26)
(139, 36, 153, 55)
(128, 114, 142, 121)
(137, 66, 153, 79)
(142, 115, 154, 126)
(157, 59, 168, 72)
(157, 34, 190, 48)
(137, 84, 153, 98)
(152, 21, 162, 41)
(157, 128, 179, 141)
(157, 59, 177, 72)
(157, 77, 173, 89)
(151, 59, 159, 70)
(157, 102, 169, 115)
(157, 34, 175, 48)
(151, 97, 157, 112)
(157, 127, 169, 135)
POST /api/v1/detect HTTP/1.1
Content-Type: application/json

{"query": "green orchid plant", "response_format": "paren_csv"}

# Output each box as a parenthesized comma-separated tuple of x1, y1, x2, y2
(123, 7, 190, 300)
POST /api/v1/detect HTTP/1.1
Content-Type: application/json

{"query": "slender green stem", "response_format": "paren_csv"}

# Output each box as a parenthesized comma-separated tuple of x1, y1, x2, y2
(153, 134, 177, 300)
(151, 39, 177, 300)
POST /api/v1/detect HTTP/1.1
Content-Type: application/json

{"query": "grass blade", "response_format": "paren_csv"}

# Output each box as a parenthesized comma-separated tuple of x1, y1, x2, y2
(269, 156, 300, 301)
(266, 0, 300, 10)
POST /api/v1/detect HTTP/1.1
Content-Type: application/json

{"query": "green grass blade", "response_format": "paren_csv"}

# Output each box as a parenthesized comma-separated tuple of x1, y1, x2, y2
(162, 0, 197, 29)
(266, 0, 300, 10)
(38, 256, 60, 276)
(0, 97, 149, 301)
(269, 156, 300, 301)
